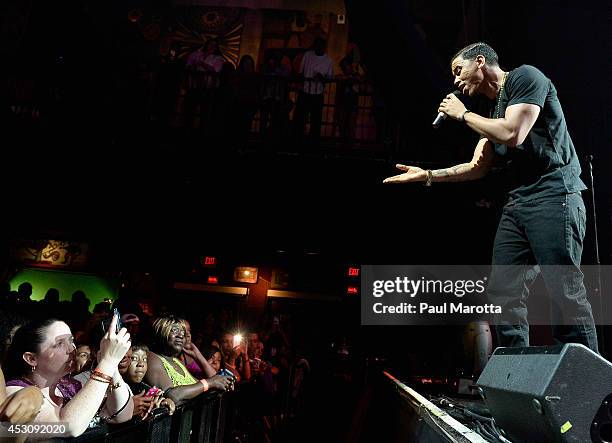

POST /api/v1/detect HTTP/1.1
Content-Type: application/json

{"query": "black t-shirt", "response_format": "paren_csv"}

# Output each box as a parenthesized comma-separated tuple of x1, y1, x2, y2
(492, 65, 586, 202)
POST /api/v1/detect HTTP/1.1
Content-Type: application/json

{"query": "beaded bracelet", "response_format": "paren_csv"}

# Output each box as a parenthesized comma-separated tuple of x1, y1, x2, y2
(90, 374, 111, 385)
(91, 369, 113, 383)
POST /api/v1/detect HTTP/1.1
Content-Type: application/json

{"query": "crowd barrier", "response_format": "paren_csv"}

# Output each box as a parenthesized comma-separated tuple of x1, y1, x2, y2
(50, 391, 229, 443)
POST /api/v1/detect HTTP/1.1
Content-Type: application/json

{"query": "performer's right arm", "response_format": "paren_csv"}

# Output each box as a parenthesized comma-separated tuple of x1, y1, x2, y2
(383, 137, 494, 184)
(431, 137, 494, 182)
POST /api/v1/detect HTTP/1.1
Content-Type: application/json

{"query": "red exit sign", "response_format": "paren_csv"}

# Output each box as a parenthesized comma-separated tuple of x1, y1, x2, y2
(347, 267, 360, 277)
(202, 256, 217, 267)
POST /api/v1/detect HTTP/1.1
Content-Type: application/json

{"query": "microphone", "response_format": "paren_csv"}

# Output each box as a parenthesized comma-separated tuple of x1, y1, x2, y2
(432, 90, 461, 128)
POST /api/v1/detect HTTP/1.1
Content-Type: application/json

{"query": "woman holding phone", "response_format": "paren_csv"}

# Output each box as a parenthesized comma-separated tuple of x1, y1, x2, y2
(3, 314, 133, 437)
(219, 332, 251, 382)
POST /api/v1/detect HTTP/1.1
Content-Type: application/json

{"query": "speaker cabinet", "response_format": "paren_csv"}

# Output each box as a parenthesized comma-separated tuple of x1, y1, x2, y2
(477, 344, 612, 442)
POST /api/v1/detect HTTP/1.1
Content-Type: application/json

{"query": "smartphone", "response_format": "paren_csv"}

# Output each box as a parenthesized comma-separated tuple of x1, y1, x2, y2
(145, 386, 162, 397)
(232, 334, 242, 348)
(101, 308, 123, 334)
(218, 368, 234, 377)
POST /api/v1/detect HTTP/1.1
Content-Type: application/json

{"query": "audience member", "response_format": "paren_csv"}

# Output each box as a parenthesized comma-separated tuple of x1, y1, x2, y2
(76, 301, 112, 345)
(294, 37, 333, 148)
(145, 315, 234, 406)
(118, 347, 132, 376)
(334, 57, 360, 146)
(121, 313, 141, 342)
(4, 316, 133, 437)
(40, 288, 62, 320)
(74, 345, 93, 373)
(229, 55, 261, 149)
(220, 332, 251, 382)
(68, 291, 91, 334)
(260, 50, 292, 144)
(125, 344, 175, 419)
(184, 39, 225, 132)
(186, 39, 225, 76)
(16, 283, 33, 305)
(177, 319, 206, 379)
(0, 313, 27, 365)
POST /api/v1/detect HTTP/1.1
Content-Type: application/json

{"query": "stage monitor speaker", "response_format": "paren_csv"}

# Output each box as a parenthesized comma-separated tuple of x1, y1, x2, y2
(477, 344, 612, 442)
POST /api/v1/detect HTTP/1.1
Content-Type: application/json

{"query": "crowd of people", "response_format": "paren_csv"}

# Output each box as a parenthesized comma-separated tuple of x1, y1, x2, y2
(0, 284, 312, 441)
(138, 37, 368, 150)
(5, 33, 379, 156)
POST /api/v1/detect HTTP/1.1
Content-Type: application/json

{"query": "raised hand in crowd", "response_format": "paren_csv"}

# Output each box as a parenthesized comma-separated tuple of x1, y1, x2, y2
(181, 341, 198, 359)
(96, 315, 132, 376)
(182, 340, 217, 378)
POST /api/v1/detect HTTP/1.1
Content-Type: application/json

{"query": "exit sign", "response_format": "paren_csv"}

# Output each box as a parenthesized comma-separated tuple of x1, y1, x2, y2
(202, 256, 217, 267)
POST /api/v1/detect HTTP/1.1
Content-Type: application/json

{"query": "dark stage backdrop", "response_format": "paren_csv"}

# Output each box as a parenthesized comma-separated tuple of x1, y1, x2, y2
(345, 0, 612, 264)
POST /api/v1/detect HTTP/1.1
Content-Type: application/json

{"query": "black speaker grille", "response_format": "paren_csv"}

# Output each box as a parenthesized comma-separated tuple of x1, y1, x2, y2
(477, 344, 612, 442)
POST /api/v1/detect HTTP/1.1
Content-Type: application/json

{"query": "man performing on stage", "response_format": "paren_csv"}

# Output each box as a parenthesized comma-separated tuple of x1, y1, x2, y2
(383, 42, 598, 352)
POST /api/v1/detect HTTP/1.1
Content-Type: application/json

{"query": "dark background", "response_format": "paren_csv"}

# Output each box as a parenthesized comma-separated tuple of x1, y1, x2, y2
(1, 0, 611, 367)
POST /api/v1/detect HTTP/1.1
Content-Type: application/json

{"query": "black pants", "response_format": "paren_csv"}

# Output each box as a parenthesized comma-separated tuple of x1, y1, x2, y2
(487, 192, 599, 352)
(293, 92, 324, 147)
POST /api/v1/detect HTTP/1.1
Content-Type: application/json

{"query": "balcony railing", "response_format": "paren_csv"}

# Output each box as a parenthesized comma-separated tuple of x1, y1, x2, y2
(172, 70, 392, 149)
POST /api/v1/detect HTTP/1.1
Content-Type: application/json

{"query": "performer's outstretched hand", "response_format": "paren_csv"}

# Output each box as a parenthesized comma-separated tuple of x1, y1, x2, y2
(383, 164, 427, 184)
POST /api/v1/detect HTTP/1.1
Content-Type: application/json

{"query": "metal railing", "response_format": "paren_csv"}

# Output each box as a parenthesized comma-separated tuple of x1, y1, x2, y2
(4, 68, 401, 155)
(50, 391, 230, 443)
(172, 70, 389, 149)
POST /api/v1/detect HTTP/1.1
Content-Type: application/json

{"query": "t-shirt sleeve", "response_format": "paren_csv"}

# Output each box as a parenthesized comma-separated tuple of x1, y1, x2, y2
(506, 65, 549, 108)
(5, 385, 24, 396)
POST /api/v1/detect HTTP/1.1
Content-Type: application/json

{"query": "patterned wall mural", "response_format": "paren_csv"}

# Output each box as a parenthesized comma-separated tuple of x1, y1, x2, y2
(10, 239, 89, 268)
(172, 7, 245, 67)
(124, 5, 245, 67)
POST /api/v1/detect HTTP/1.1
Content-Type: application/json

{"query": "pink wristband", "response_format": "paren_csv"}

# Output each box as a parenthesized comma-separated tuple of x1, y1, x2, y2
(199, 379, 209, 392)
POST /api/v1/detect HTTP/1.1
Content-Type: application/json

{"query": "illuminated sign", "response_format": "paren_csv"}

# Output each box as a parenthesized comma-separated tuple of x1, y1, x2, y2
(233, 267, 258, 284)
(347, 267, 360, 277)
(202, 256, 217, 267)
